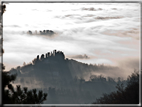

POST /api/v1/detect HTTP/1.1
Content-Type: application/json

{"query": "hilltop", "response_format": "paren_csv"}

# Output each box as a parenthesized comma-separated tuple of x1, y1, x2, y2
(8, 50, 127, 104)
(9, 50, 121, 83)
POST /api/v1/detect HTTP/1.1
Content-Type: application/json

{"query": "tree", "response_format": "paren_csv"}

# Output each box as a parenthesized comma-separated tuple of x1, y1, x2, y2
(1, 5, 47, 104)
(23, 62, 26, 66)
(0, 4, 6, 56)
(2, 64, 48, 104)
(1, 4, 6, 15)
(93, 70, 139, 104)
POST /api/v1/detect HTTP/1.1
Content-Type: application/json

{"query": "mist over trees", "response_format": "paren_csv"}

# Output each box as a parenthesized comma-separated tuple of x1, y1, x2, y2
(27, 30, 55, 36)
(1, 3, 140, 104)
(2, 68, 47, 104)
(93, 70, 139, 104)
(1, 50, 47, 104)
(8, 50, 130, 104)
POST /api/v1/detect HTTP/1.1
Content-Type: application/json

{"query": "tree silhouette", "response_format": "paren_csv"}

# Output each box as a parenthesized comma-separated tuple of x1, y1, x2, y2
(1, 4, 48, 105)
(93, 70, 139, 104)
(2, 69, 48, 104)
(1, 4, 6, 15)
(0, 4, 6, 56)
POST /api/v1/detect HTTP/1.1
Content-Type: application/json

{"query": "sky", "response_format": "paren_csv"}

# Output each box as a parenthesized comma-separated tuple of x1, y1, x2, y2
(2, 3, 140, 75)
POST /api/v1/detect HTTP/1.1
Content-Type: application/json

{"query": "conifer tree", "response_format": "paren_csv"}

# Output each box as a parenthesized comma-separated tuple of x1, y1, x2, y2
(1, 5, 47, 105)
(2, 64, 48, 104)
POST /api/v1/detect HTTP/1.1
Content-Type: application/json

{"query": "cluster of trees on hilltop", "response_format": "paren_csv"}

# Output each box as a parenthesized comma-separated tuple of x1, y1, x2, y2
(9, 50, 123, 83)
(2, 48, 140, 104)
(8, 50, 125, 89)
(7, 50, 130, 104)
(27, 29, 55, 36)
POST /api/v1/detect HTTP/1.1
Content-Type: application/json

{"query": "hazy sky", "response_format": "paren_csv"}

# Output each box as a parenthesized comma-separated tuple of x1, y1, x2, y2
(3, 3, 140, 71)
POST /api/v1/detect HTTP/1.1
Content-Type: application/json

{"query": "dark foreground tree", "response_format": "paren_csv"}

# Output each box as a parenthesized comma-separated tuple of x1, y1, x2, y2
(1, 4, 6, 15)
(1, 5, 47, 105)
(2, 64, 47, 104)
(93, 70, 139, 104)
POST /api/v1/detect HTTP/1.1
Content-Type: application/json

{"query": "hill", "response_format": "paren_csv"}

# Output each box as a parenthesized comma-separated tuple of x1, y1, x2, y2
(9, 50, 127, 104)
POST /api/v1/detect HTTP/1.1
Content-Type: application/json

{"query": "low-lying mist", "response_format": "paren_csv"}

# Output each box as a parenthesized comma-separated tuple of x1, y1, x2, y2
(7, 50, 138, 104)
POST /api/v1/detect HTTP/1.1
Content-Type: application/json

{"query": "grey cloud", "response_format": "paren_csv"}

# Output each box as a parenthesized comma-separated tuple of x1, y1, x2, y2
(12, 25, 20, 27)
(81, 7, 103, 11)
(32, 9, 38, 11)
(83, 14, 94, 17)
(103, 28, 140, 40)
(123, 28, 140, 40)
(71, 54, 90, 59)
(95, 16, 123, 20)
(64, 14, 80, 17)
(4, 25, 20, 28)
(55, 14, 80, 19)
(111, 8, 117, 10)
(75, 16, 123, 24)
(55, 13, 123, 23)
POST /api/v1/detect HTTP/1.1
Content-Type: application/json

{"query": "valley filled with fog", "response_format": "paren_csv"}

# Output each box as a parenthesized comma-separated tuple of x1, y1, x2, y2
(2, 3, 140, 104)
(9, 50, 128, 104)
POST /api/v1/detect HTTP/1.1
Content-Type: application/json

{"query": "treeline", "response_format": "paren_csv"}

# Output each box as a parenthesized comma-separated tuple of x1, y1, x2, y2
(93, 70, 139, 104)
(2, 64, 47, 105)
(7, 50, 137, 104)
(27, 29, 55, 36)
(9, 50, 122, 83)
(12, 73, 127, 104)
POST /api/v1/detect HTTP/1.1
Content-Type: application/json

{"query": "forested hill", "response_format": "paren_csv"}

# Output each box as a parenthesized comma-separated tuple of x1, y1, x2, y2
(9, 50, 121, 82)
(8, 50, 127, 104)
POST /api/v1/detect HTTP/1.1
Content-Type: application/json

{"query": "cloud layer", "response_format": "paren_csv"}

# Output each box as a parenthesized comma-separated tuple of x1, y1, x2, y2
(3, 3, 140, 77)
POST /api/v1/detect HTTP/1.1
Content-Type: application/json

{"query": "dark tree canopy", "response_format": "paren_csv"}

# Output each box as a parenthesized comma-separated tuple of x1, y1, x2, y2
(1, 4, 6, 15)
(2, 65, 47, 104)
(93, 70, 139, 104)
(1, 4, 47, 105)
